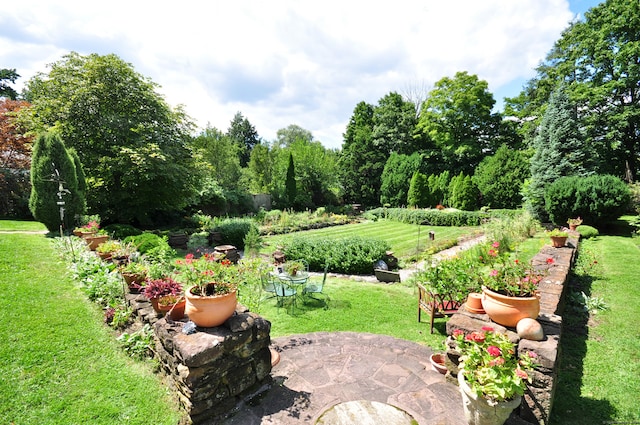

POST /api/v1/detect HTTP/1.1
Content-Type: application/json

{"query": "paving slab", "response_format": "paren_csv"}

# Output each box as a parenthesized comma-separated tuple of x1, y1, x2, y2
(222, 332, 468, 425)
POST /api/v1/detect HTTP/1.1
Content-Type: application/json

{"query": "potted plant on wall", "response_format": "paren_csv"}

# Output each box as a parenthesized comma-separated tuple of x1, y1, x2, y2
(174, 253, 239, 327)
(120, 261, 149, 293)
(481, 245, 555, 327)
(142, 276, 183, 313)
(95, 239, 123, 261)
(548, 229, 569, 248)
(452, 327, 537, 425)
(566, 217, 582, 231)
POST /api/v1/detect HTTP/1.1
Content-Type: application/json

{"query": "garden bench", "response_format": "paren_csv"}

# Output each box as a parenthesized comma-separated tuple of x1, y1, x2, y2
(417, 282, 462, 333)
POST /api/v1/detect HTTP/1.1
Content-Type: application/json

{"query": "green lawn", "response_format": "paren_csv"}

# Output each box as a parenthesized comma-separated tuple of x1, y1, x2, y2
(0, 231, 182, 424)
(262, 219, 480, 259)
(0, 219, 47, 232)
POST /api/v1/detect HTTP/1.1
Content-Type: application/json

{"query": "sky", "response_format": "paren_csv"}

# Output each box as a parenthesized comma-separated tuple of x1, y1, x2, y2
(1, 0, 603, 150)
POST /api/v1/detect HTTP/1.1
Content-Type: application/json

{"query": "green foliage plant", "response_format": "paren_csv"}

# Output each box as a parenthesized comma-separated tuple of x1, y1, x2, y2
(124, 232, 170, 254)
(212, 217, 257, 249)
(117, 324, 155, 360)
(411, 256, 482, 303)
(367, 207, 486, 227)
(544, 174, 631, 225)
(575, 225, 598, 239)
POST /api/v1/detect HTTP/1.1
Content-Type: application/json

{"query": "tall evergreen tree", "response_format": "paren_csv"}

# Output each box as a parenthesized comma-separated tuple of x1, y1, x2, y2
(473, 145, 530, 209)
(525, 86, 587, 220)
(227, 112, 260, 167)
(407, 171, 429, 208)
(285, 152, 297, 208)
(29, 132, 84, 232)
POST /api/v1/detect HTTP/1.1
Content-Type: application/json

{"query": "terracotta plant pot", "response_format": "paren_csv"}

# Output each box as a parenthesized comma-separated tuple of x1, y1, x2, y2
(158, 296, 186, 320)
(465, 292, 485, 314)
(458, 370, 521, 425)
(185, 289, 237, 327)
(429, 353, 448, 375)
(569, 224, 578, 231)
(550, 236, 568, 248)
(122, 272, 146, 293)
(84, 235, 109, 251)
(481, 287, 540, 328)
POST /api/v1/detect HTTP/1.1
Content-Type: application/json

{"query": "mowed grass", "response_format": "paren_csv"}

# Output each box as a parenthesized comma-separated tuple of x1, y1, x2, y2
(0, 219, 47, 232)
(262, 219, 481, 259)
(0, 231, 182, 424)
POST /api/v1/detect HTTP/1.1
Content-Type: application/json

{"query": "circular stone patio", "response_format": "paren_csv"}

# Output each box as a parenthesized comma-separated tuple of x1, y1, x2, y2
(221, 332, 468, 425)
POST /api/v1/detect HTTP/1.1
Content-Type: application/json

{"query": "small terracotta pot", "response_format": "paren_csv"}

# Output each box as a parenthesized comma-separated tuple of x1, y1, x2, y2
(465, 292, 485, 314)
(429, 353, 448, 375)
(158, 296, 186, 320)
(550, 236, 567, 248)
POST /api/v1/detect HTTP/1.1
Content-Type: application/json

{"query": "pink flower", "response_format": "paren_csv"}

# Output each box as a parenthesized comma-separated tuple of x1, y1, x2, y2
(488, 249, 498, 257)
(453, 329, 465, 338)
(492, 241, 500, 248)
(515, 369, 529, 379)
(489, 357, 505, 367)
(489, 269, 499, 277)
(487, 345, 501, 357)
(481, 326, 494, 332)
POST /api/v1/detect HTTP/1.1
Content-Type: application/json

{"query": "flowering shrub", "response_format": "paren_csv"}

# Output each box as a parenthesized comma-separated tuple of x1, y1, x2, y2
(174, 253, 240, 296)
(75, 220, 100, 233)
(483, 242, 554, 297)
(453, 327, 537, 404)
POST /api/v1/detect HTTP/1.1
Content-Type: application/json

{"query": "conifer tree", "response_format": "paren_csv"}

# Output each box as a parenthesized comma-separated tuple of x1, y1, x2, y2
(285, 152, 297, 208)
(407, 171, 428, 208)
(525, 86, 587, 220)
(29, 132, 83, 232)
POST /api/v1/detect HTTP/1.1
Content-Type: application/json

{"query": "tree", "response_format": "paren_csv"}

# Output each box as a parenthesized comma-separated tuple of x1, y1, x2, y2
(525, 86, 587, 219)
(339, 101, 386, 207)
(507, 0, 640, 180)
(192, 126, 243, 190)
(0, 99, 33, 217)
(276, 124, 313, 147)
(473, 145, 530, 209)
(417, 72, 502, 175)
(0, 69, 20, 100)
(379, 152, 423, 206)
(407, 171, 429, 208)
(285, 152, 296, 208)
(448, 173, 479, 211)
(29, 132, 84, 232)
(22, 52, 200, 225)
(247, 142, 273, 194)
(371, 92, 418, 155)
(227, 112, 260, 167)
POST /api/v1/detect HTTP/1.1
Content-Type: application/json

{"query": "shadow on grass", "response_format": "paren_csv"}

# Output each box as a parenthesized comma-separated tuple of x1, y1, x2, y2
(550, 260, 615, 424)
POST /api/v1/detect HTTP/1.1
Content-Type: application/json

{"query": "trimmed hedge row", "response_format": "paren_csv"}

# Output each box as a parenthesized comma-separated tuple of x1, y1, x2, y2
(283, 236, 390, 275)
(367, 207, 488, 226)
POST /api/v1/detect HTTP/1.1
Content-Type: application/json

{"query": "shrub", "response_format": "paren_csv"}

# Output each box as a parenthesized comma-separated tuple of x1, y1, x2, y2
(473, 145, 530, 209)
(124, 232, 169, 254)
(104, 224, 142, 240)
(283, 236, 390, 275)
(212, 218, 258, 249)
(545, 174, 631, 225)
(576, 225, 598, 239)
(366, 207, 487, 226)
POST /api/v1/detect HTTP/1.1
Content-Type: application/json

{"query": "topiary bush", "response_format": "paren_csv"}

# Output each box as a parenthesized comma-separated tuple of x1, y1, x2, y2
(282, 236, 390, 275)
(545, 174, 631, 226)
(576, 225, 598, 239)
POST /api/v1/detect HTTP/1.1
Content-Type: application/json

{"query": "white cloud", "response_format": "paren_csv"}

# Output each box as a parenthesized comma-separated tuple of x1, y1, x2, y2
(0, 0, 579, 149)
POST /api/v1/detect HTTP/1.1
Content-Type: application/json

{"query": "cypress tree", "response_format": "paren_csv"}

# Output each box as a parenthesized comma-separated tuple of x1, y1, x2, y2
(285, 152, 297, 208)
(29, 132, 83, 232)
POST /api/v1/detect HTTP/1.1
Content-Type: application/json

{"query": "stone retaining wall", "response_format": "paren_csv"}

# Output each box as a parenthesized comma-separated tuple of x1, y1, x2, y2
(125, 292, 273, 424)
(445, 232, 579, 425)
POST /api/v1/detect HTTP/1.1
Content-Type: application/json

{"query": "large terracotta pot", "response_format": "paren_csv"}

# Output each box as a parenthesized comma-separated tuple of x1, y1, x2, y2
(185, 289, 237, 327)
(458, 370, 521, 425)
(481, 287, 540, 328)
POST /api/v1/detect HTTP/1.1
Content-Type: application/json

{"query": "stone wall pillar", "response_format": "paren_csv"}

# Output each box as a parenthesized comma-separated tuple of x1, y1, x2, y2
(153, 305, 272, 424)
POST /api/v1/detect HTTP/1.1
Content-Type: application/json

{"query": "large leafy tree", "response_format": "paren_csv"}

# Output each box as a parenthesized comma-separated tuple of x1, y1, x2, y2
(0, 69, 19, 100)
(275, 124, 314, 147)
(22, 52, 200, 225)
(0, 99, 33, 217)
(192, 126, 242, 190)
(525, 87, 587, 219)
(371, 92, 418, 155)
(29, 131, 84, 232)
(247, 142, 274, 194)
(418, 72, 502, 175)
(506, 0, 640, 180)
(339, 101, 386, 207)
(227, 112, 259, 167)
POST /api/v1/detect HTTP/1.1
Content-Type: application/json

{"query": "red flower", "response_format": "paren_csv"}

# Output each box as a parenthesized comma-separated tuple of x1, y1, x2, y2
(481, 326, 495, 332)
(487, 345, 501, 357)
(466, 331, 485, 343)
(453, 329, 465, 338)
(546, 257, 555, 265)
